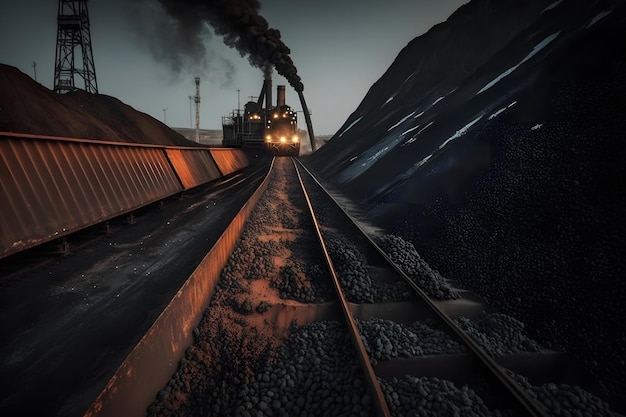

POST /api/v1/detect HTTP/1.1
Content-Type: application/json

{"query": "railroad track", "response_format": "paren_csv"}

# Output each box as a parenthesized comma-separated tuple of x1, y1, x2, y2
(2, 153, 615, 417)
(149, 158, 546, 416)
(147, 156, 592, 417)
(295, 158, 552, 417)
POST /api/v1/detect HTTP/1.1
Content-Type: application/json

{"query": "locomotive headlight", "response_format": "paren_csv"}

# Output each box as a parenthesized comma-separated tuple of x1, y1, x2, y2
(266, 135, 271, 142)
(292, 135, 299, 142)
(280, 137, 286, 143)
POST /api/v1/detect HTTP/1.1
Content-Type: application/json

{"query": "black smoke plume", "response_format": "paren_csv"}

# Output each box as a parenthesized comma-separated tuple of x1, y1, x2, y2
(156, 0, 304, 91)
(125, 0, 235, 86)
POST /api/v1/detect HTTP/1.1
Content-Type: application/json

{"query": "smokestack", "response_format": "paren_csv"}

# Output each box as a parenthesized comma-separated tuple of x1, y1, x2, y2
(297, 91, 316, 152)
(277, 85, 285, 107)
(265, 71, 272, 110)
(256, 80, 266, 107)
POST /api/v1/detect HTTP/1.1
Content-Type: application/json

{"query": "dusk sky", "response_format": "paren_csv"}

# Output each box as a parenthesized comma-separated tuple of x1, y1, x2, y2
(0, 0, 467, 135)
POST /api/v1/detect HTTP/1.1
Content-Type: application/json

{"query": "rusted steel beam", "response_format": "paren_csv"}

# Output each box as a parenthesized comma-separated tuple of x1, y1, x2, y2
(0, 133, 248, 259)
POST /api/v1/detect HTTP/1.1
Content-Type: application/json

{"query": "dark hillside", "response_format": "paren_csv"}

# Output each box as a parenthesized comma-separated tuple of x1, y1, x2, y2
(0, 63, 197, 147)
(306, 0, 626, 409)
(311, 0, 549, 182)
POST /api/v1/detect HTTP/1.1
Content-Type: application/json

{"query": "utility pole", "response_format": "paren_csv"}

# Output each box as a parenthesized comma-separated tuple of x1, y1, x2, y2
(32, 61, 37, 81)
(237, 89, 240, 115)
(162, 108, 167, 124)
(194, 77, 200, 143)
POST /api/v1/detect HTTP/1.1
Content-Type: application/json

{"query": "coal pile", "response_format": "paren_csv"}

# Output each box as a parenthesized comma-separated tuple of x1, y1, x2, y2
(272, 261, 333, 303)
(228, 321, 374, 417)
(327, 235, 414, 303)
(375, 234, 459, 300)
(379, 375, 503, 417)
(357, 317, 465, 365)
(0, 64, 197, 146)
(506, 370, 619, 417)
(303, 1, 626, 408)
(455, 313, 541, 357)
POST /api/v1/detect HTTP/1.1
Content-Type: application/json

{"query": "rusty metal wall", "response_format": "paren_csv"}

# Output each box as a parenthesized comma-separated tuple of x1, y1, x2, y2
(165, 148, 221, 190)
(0, 134, 184, 259)
(1, 134, 251, 260)
(209, 148, 249, 176)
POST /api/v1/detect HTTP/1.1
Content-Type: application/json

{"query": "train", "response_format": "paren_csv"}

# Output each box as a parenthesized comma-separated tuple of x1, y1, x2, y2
(222, 76, 300, 156)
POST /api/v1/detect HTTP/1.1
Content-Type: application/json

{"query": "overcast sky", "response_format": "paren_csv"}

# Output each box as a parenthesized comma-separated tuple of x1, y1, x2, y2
(0, 0, 467, 135)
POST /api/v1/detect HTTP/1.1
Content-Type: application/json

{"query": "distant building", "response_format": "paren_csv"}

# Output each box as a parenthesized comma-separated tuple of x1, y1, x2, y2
(171, 127, 223, 146)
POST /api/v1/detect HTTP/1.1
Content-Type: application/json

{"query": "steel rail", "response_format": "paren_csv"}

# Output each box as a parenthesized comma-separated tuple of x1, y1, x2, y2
(291, 157, 392, 417)
(295, 158, 551, 417)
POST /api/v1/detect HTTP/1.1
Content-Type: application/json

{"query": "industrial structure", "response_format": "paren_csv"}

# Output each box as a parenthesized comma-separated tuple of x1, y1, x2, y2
(53, 0, 98, 94)
(222, 73, 301, 156)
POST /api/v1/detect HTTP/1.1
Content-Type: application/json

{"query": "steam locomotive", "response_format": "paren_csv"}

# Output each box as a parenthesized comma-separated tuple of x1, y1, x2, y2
(222, 76, 300, 156)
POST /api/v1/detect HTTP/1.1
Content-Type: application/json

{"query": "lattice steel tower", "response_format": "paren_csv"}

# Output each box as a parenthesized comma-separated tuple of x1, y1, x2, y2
(53, 0, 98, 94)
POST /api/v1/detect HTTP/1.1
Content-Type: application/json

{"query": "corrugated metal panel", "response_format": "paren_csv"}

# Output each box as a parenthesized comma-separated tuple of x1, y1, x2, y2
(165, 148, 222, 190)
(0, 134, 184, 259)
(209, 148, 249, 176)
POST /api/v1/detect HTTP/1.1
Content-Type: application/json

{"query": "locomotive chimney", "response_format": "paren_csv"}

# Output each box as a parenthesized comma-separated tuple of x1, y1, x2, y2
(277, 85, 286, 107)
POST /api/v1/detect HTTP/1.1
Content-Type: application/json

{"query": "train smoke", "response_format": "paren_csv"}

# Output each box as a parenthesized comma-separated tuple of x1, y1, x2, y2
(126, 0, 235, 85)
(156, 0, 305, 92)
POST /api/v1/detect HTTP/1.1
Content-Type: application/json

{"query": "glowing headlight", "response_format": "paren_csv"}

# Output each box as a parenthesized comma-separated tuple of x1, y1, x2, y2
(292, 136, 299, 142)
(266, 135, 271, 142)
(280, 137, 286, 143)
